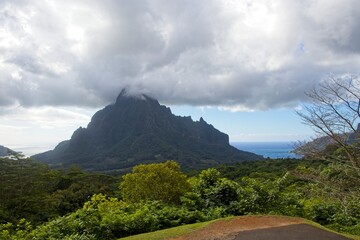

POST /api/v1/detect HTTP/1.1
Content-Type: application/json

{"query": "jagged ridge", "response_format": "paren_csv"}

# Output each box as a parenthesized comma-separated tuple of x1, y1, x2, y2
(33, 91, 263, 171)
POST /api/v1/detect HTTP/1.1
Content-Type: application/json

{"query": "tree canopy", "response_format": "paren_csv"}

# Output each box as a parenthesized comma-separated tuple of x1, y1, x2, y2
(120, 160, 190, 204)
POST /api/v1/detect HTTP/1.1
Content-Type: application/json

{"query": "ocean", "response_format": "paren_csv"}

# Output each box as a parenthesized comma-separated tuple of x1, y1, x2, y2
(232, 142, 300, 159)
(12, 142, 300, 159)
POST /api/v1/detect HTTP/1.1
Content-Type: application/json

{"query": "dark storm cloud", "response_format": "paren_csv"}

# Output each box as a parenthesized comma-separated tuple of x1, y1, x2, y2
(0, 0, 359, 112)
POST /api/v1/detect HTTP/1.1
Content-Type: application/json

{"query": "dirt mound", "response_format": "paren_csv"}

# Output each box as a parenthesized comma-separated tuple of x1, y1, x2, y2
(168, 215, 303, 240)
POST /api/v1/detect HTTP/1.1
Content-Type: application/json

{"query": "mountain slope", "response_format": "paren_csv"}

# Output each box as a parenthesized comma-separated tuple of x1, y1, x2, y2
(0, 145, 16, 157)
(33, 91, 263, 171)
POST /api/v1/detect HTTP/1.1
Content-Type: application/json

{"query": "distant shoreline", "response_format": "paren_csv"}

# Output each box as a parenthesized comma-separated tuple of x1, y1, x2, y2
(231, 142, 300, 159)
(9, 141, 301, 159)
(9, 146, 53, 157)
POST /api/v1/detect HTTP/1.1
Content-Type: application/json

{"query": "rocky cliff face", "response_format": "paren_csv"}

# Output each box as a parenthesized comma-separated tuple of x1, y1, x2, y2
(33, 91, 263, 171)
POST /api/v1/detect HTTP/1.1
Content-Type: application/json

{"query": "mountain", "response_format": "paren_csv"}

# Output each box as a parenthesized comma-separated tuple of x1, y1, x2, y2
(294, 125, 360, 156)
(0, 145, 16, 157)
(32, 91, 263, 171)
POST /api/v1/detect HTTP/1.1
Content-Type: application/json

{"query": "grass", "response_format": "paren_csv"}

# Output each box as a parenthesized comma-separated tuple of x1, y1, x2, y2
(302, 219, 360, 240)
(118, 215, 360, 240)
(118, 219, 218, 240)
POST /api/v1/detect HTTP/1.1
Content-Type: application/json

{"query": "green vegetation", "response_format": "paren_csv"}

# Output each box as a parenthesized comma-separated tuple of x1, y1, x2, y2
(120, 161, 190, 204)
(0, 158, 118, 225)
(0, 158, 359, 239)
(216, 158, 327, 180)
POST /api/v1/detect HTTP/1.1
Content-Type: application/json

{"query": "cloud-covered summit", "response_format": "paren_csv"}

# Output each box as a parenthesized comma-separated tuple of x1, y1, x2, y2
(1, 0, 359, 111)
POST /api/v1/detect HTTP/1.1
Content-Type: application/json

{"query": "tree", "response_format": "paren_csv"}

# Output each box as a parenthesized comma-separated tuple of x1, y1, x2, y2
(0, 158, 61, 224)
(190, 168, 239, 208)
(295, 76, 360, 208)
(119, 161, 190, 204)
(296, 75, 360, 178)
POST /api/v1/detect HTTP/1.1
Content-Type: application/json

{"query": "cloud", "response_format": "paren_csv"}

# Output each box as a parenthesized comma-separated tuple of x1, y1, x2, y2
(0, 0, 359, 111)
(0, 105, 93, 129)
(0, 105, 95, 154)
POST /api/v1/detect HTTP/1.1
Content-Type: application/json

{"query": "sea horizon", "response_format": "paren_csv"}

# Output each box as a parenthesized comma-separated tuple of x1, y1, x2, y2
(231, 141, 300, 159)
(8, 141, 302, 159)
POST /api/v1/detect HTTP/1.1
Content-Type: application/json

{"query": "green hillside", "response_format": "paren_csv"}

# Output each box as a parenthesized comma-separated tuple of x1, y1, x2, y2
(1, 158, 359, 239)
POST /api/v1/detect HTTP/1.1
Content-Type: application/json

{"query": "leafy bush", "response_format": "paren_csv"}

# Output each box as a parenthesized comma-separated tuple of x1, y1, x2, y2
(26, 194, 212, 239)
(190, 168, 240, 209)
(0, 219, 33, 240)
(120, 161, 190, 204)
(303, 199, 340, 225)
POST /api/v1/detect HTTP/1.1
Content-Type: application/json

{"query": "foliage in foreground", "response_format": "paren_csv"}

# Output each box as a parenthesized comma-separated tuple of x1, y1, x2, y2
(1, 194, 220, 240)
(1, 160, 359, 239)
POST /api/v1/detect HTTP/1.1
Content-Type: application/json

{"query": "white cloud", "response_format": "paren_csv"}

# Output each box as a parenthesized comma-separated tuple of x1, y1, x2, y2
(0, 105, 95, 154)
(0, 0, 359, 112)
(0, 105, 93, 128)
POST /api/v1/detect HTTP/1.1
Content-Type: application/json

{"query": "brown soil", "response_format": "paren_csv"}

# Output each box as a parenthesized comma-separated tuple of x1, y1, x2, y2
(168, 215, 304, 240)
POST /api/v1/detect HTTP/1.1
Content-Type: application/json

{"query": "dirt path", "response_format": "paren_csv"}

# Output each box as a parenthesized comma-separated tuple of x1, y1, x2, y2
(168, 216, 303, 240)
(168, 216, 351, 240)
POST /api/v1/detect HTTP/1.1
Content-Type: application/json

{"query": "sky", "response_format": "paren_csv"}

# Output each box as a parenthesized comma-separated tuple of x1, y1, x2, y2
(0, 0, 359, 155)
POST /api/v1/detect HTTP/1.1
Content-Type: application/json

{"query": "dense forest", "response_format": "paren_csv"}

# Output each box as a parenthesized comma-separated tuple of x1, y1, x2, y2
(1, 155, 359, 239)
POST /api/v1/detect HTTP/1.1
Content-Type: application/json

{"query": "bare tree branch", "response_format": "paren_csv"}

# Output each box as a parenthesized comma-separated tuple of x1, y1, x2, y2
(296, 76, 360, 177)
